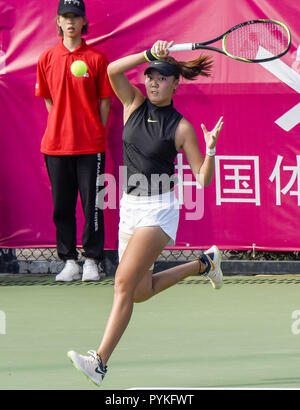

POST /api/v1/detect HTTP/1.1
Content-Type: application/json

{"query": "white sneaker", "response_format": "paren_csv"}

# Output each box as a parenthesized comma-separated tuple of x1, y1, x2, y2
(82, 259, 100, 281)
(67, 350, 107, 387)
(199, 245, 223, 289)
(55, 260, 80, 282)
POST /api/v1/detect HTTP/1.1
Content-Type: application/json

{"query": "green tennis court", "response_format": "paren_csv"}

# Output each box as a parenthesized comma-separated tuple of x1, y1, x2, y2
(1, 275, 300, 390)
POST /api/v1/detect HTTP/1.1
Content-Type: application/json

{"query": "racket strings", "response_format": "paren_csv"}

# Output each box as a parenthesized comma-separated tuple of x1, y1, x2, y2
(224, 22, 289, 61)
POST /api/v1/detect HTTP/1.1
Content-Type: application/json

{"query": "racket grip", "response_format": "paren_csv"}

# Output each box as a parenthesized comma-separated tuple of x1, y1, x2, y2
(168, 43, 194, 52)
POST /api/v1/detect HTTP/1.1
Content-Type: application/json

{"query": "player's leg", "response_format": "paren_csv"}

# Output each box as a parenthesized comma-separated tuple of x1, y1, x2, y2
(68, 226, 169, 385)
(133, 257, 204, 303)
(119, 231, 222, 302)
(67, 227, 223, 385)
(133, 245, 223, 302)
(96, 226, 170, 365)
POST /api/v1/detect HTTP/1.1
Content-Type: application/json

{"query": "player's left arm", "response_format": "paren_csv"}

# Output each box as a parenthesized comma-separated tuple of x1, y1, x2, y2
(99, 97, 111, 126)
(175, 116, 223, 187)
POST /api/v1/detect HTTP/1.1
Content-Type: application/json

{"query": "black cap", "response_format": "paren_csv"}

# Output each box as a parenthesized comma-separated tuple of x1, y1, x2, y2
(144, 60, 180, 78)
(57, 0, 85, 16)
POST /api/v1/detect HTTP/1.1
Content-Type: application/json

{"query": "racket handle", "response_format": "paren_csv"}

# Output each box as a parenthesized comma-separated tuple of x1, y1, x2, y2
(168, 43, 194, 52)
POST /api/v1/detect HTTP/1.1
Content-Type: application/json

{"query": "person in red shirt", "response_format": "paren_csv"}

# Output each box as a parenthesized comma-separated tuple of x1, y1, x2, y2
(35, 0, 114, 281)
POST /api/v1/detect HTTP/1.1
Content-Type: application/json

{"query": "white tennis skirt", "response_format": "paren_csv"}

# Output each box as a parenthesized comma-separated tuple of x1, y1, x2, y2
(118, 190, 180, 264)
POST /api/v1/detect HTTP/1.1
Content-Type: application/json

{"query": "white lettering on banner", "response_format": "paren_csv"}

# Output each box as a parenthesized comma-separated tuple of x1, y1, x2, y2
(269, 155, 300, 205)
(258, 47, 300, 132)
(215, 156, 261, 205)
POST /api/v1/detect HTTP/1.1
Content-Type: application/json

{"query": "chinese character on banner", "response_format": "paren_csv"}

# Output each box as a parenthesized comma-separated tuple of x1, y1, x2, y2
(215, 156, 261, 206)
(269, 155, 300, 206)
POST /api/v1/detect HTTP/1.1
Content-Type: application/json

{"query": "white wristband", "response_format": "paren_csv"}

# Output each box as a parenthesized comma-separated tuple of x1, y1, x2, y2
(206, 146, 216, 156)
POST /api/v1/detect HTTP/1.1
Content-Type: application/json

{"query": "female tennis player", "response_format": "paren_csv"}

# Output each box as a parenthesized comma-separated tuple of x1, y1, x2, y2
(68, 40, 224, 386)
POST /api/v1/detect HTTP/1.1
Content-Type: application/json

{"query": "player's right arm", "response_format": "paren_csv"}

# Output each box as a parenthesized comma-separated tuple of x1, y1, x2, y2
(107, 52, 146, 123)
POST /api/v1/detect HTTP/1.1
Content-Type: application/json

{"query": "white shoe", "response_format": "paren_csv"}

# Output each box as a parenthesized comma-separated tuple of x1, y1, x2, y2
(200, 245, 223, 289)
(67, 350, 107, 387)
(55, 260, 80, 282)
(82, 259, 100, 281)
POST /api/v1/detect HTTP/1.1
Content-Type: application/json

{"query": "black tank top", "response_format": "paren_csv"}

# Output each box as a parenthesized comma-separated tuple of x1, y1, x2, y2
(122, 98, 183, 196)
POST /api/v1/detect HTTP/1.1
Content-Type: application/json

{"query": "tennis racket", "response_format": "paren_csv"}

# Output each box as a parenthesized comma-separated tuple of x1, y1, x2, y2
(168, 19, 291, 63)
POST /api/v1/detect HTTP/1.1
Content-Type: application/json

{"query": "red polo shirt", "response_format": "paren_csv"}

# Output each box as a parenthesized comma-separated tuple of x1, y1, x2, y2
(35, 39, 114, 155)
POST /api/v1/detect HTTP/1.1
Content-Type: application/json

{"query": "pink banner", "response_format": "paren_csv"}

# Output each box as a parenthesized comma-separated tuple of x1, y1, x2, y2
(0, 0, 299, 251)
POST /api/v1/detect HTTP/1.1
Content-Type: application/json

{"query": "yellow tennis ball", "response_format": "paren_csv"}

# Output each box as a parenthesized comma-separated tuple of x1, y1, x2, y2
(71, 60, 88, 77)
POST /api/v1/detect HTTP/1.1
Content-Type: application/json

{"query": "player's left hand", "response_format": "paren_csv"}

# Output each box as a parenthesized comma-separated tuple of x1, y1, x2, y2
(201, 116, 224, 148)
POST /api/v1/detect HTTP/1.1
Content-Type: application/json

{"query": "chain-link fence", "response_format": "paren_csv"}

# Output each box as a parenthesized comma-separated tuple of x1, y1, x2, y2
(1, 247, 300, 276)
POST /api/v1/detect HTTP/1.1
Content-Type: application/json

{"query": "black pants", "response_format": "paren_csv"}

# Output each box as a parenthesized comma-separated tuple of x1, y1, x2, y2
(45, 153, 105, 262)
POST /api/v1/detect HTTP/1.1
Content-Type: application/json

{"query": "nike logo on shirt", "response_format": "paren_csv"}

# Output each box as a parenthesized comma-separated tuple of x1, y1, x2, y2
(147, 118, 159, 123)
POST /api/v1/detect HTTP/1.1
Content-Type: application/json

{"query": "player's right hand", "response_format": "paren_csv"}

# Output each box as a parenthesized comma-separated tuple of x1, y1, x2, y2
(151, 40, 174, 58)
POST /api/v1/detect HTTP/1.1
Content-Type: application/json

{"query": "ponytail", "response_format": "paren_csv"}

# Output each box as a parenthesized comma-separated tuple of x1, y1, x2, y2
(162, 55, 213, 79)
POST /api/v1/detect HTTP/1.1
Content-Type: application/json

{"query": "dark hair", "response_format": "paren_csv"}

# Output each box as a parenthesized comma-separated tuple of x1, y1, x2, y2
(55, 16, 89, 37)
(162, 55, 213, 79)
